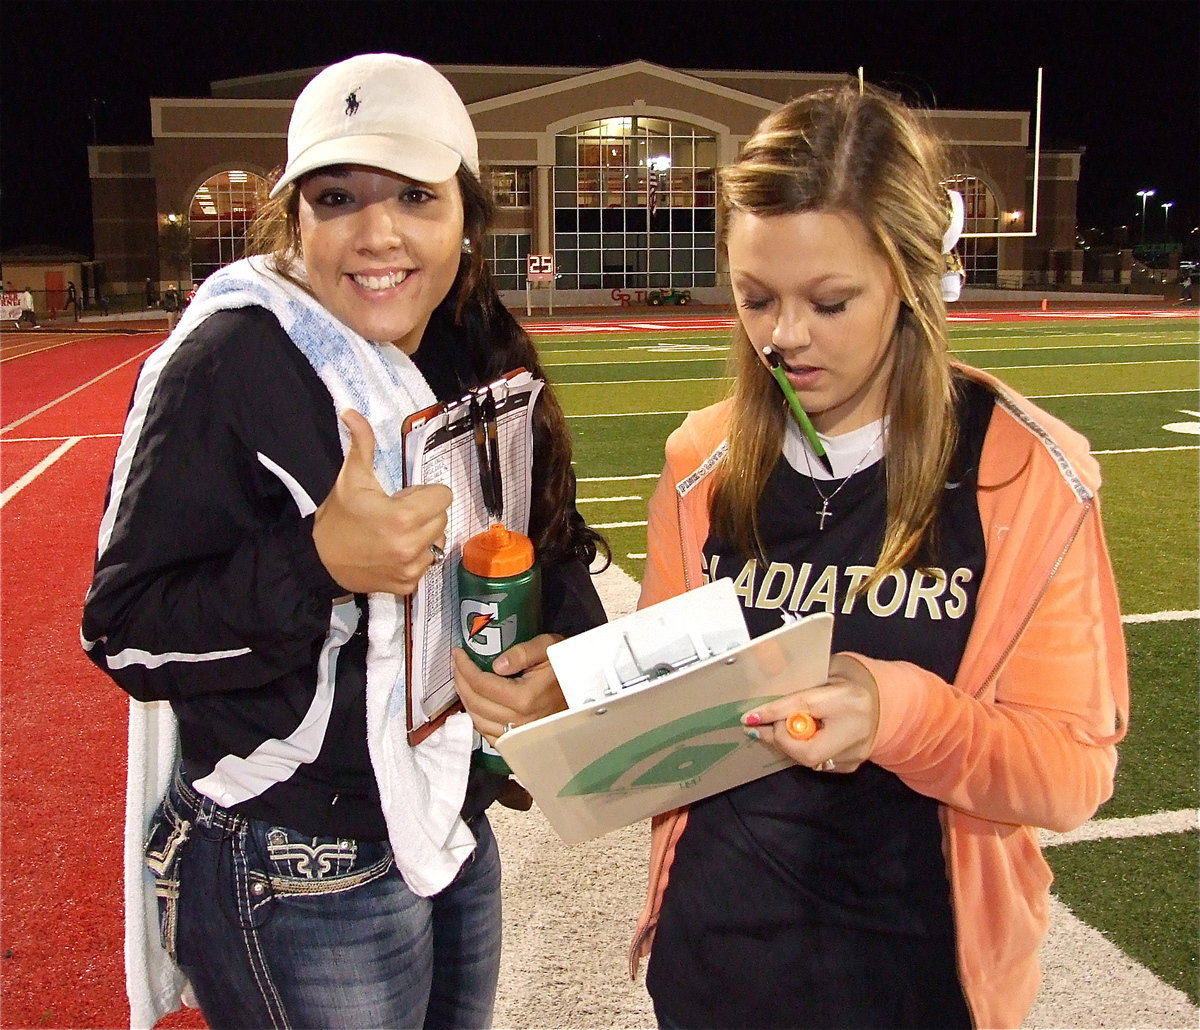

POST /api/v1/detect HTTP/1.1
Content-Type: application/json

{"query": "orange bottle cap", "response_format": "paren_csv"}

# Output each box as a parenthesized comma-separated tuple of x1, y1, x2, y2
(785, 712, 819, 741)
(461, 523, 535, 578)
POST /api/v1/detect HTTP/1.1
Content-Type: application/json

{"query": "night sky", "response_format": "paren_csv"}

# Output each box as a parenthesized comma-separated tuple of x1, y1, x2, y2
(3, 0, 1197, 256)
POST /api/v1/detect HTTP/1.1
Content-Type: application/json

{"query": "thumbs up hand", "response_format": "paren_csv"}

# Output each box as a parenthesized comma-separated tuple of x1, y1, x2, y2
(313, 409, 452, 596)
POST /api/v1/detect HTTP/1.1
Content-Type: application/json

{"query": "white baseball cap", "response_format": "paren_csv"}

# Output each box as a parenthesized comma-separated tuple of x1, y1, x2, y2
(269, 53, 479, 198)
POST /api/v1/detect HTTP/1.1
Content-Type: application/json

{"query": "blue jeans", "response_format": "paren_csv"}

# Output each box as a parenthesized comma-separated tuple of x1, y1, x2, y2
(145, 770, 501, 1030)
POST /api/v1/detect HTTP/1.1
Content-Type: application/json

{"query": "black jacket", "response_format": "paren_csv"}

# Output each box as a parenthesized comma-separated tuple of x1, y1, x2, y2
(83, 305, 604, 838)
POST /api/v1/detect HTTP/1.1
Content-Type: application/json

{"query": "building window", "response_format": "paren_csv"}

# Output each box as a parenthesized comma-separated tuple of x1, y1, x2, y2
(553, 116, 717, 290)
(487, 233, 532, 291)
(188, 170, 270, 285)
(945, 174, 1000, 285)
(490, 167, 532, 207)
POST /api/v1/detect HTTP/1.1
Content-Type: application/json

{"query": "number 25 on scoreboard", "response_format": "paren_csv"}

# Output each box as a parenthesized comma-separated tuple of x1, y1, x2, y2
(526, 254, 555, 282)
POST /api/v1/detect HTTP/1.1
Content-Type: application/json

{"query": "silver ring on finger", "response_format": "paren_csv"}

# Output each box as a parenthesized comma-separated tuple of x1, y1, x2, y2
(429, 543, 446, 566)
(814, 758, 837, 773)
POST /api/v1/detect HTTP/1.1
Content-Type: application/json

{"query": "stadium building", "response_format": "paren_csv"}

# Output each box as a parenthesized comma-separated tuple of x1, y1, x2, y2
(89, 60, 1084, 306)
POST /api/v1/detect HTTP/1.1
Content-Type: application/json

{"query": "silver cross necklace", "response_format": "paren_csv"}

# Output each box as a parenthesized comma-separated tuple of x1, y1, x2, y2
(799, 428, 885, 530)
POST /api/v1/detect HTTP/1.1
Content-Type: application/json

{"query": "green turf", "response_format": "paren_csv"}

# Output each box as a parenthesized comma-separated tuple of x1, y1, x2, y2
(1101, 620, 1200, 818)
(571, 411, 687, 478)
(978, 360, 1198, 399)
(1094, 451, 1200, 613)
(948, 319, 1196, 350)
(549, 357, 728, 384)
(1034, 391, 1199, 453)
(955, 342, 1200, 368)
(558, 378, 728, 416)
(1047, 832, 1199, 1003)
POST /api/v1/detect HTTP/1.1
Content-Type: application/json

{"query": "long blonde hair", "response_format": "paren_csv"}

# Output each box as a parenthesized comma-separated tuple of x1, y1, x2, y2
(710, 83, 959, 583)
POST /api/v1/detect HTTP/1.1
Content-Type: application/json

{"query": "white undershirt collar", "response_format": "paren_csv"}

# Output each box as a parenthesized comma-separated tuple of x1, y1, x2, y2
(782, 416, 888, 481)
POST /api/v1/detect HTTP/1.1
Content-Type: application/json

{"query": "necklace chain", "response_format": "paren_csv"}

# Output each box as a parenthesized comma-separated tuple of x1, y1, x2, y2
(800, 430, 884, 530)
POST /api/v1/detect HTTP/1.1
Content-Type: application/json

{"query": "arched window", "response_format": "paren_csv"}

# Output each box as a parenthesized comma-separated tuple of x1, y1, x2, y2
(945, 175, 1000, 285)
(188, 170, 270, 285)
(553, 116, 717, 291)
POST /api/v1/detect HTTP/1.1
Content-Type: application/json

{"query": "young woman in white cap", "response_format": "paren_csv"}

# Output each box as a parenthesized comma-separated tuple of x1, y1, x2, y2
(83, 53, 605, 1029)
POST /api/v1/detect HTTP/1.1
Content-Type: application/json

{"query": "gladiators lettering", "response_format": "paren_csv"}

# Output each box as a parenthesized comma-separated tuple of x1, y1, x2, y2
(702, 554, 973, 620)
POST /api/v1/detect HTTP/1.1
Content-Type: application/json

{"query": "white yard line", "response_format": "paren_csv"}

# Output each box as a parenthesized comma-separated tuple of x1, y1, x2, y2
(564, 396, 1197, 419)
(1096, 445, 1199, 455)
(1, 432, 121, 443)
(1123, 610, 1199, 623)
(578, 473, 660, 482)
(1041, 809, 1198, 848)
(1028, 897, 1199, 1029)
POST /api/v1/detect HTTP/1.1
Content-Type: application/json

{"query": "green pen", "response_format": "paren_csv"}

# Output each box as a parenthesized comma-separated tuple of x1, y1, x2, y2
(762, 346, 835, 476)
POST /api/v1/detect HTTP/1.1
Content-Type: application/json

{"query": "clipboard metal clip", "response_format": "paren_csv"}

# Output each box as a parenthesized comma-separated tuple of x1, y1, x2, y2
(468, 388, 504, 523)
(601, 626, 730, 697)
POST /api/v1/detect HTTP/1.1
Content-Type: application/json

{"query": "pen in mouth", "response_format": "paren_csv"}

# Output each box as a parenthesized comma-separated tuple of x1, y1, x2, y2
(762, 346, 834, 476)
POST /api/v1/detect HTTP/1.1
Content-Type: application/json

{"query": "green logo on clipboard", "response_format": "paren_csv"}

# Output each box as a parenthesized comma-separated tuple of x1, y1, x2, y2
(558, 698, 775, 797)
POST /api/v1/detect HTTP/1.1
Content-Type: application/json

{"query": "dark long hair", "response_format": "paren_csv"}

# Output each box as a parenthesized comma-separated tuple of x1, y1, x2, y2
(246, 167, 606, 567)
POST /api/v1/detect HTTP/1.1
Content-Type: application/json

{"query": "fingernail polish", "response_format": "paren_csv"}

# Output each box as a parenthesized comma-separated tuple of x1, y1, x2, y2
(745, 729, 760, 741)
(743, 712, 761, 726)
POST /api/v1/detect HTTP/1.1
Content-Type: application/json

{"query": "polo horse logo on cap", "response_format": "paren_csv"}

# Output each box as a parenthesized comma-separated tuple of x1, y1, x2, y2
(345, 88, 361, 116)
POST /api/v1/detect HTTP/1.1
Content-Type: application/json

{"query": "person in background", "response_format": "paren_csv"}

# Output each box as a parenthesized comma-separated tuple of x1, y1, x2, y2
(63, 280, 79, 320)
(83, 52, 604, 1030)
(160, 282, 180, 329)
(631, 83, 1128, 1030)
(18, 286, 38, 327)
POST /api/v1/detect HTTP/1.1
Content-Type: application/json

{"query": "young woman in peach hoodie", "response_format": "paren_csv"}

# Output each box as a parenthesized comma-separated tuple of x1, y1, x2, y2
(630, 84, 1128, 1030)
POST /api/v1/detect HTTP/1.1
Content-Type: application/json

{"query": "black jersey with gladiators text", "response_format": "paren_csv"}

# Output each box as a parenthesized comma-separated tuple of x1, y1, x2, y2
(647, 377, 994, 1030)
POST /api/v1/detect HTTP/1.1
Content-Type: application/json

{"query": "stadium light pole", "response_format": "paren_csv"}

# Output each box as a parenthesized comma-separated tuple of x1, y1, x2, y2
(1136, 189, 1156, 242)
(1162, 201, 1174, 240)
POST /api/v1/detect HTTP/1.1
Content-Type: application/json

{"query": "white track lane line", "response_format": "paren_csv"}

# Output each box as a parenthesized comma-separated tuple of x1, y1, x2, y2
(0, 344, 155, 435)
(0, 436, 82, 508)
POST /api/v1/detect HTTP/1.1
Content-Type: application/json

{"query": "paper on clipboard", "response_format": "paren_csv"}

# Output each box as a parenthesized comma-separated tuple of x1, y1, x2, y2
(402, 368, 542, 743)
(495, 579, 834, 844)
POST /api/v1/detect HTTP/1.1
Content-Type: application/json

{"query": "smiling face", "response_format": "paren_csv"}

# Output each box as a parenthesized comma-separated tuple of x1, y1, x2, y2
(727, 208, 903, 437)
(297, 164, 464, 352)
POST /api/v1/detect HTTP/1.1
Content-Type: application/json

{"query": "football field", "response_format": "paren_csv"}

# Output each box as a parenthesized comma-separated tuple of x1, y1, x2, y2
(0, 308, 1195, 1028)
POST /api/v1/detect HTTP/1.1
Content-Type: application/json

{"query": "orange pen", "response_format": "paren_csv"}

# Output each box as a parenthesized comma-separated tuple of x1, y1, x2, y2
(785, 712, 820, 740)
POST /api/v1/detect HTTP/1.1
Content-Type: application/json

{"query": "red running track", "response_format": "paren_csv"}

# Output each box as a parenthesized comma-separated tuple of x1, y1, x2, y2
(2, 330, 203, 1029)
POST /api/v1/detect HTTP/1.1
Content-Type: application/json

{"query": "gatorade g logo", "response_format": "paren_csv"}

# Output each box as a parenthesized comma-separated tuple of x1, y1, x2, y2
(460, 596, 519, 661)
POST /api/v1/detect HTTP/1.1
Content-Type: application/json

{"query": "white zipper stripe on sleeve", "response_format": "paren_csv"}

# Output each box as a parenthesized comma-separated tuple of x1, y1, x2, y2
(96, 643, 254, 669)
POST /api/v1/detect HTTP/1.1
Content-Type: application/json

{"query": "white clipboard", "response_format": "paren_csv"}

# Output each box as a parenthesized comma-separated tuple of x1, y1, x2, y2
(495, 580, 833, 844)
